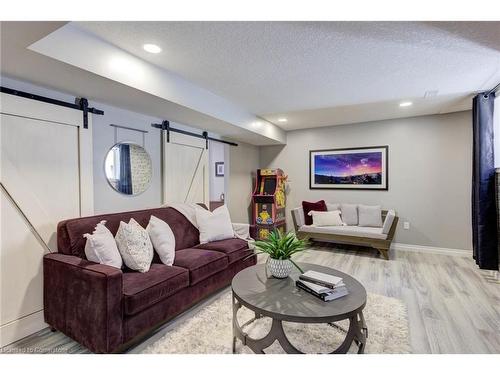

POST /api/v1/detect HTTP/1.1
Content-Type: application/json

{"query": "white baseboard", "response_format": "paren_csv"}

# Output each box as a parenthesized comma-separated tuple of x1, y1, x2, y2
(391, 242, 472, 257)
(0, 310, 47, 348)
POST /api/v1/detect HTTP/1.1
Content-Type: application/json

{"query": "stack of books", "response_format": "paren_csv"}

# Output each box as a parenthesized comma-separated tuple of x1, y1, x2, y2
(296, 270, 349, 302)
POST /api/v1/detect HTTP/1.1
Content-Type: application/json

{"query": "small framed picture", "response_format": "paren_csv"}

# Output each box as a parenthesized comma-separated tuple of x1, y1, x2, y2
(215, 162, 224, 177)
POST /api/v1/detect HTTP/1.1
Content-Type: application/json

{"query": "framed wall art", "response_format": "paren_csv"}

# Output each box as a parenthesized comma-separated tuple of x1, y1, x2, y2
(215, 161, 224, 177)
(309, 146, 388, 190)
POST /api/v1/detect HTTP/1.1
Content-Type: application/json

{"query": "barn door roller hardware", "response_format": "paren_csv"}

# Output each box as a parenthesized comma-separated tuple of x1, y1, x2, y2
(484, 81, 500, 98)
(0, 86, 104, 129)
(151, 120, 238, 147)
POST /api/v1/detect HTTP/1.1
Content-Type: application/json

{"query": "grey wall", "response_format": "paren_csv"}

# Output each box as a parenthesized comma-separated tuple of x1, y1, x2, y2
(227, 141, 259, 223)
(260, 111, 473, 250)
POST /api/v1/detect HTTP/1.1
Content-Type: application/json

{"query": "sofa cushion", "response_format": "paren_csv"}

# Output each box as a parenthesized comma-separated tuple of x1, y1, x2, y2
(302, 200, 327, 225)
(196, 238, 251, 264)
(326, 202, 340, 211)
(299, 224, 387, 240)
(340, 203, 358, 225)
(115, 219, 154, 273)
(196, 205, 234, 244)
(173, 248, 229, 285)
(146, 215, 176, 266)
(122, 264, 189, 316)
(358, 204, 383, 227)
(83, 220, 122, 269)
(309, 210, 344, 227)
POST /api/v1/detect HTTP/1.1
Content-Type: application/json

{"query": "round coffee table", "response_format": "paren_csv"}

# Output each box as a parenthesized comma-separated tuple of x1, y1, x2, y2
(231, 263, 367, 354)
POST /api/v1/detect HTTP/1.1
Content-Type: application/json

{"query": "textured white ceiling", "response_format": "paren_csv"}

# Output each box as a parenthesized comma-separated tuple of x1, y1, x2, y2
(76, 21, 500, 129)
(0, 22, 283, 145)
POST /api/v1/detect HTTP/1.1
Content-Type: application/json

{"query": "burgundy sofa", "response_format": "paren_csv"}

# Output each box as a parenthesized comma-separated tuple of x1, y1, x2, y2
(43, 206, 256, 353)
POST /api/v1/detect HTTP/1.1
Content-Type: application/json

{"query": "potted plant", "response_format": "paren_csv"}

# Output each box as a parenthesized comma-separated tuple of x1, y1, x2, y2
(254, 230, 309, 278)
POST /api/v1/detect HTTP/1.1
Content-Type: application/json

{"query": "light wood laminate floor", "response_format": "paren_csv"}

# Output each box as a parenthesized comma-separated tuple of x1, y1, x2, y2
(3, 245, 500, 354)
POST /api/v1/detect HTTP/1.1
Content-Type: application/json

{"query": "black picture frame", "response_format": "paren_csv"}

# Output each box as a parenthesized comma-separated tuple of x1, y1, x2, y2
(215, 162, 224, 177)
(309, 145, 389, 190)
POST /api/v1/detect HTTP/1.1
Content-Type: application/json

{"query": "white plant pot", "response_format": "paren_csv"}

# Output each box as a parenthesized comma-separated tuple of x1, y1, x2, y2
(267, 258, 293, 279)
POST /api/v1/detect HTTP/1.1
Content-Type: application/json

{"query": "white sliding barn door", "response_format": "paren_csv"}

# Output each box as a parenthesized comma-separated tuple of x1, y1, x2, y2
(0, 93, 93, 347)
(162, 132, 209, 206)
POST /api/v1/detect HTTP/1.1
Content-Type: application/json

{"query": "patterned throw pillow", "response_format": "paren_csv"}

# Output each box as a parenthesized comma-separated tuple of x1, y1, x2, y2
(115, 218, 153, 273)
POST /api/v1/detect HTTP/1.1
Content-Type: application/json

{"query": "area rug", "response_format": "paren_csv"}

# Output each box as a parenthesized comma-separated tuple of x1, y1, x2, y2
(143, 291, 411, 354)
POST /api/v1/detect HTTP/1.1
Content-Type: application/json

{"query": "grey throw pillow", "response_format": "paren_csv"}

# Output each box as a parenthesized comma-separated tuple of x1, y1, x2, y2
(358, 204, 383, 227)
(340, 203, 358, 225)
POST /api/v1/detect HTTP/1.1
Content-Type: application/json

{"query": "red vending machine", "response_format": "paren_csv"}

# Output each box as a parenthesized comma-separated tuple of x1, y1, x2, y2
(252, 168, 287, 240)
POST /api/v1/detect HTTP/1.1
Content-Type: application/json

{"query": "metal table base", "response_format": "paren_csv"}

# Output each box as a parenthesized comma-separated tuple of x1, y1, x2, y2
(232, 292, 367, 354)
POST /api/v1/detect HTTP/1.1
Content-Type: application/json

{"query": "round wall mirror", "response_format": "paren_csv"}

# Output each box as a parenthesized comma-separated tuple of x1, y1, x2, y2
(104, 142, 152, 195)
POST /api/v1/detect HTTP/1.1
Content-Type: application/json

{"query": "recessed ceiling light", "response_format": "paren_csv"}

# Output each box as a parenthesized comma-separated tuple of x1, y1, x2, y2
(143, 43, 162, 54)
(277, 118, 288, 122)
(399, 101, 413, 107)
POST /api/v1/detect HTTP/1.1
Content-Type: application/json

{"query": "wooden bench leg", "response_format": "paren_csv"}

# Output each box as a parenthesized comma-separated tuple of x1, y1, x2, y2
(377, 248, 389, 260)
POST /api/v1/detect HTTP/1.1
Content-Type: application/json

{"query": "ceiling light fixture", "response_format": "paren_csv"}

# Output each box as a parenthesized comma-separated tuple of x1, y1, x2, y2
(277, 118, 288, 122)
(399, 101, 413, 107)
(143, 43, 162, 54)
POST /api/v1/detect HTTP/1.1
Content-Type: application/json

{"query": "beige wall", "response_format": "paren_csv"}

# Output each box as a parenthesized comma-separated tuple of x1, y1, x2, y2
(260, 111, 473, 250)
(227, 141, 259, 223)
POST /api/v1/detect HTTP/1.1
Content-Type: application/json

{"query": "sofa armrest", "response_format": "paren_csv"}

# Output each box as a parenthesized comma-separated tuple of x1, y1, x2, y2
(291, 207, 305, 231)
(381, 210, 399, 240)
(248, 224, 257, 240)
(381, 210, 396, 234)
(43, 253, 123, 353)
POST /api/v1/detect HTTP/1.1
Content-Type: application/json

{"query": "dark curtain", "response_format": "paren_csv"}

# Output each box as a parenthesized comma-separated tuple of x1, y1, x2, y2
(472, 92, 499, 270)
(118, 144, 133, 195)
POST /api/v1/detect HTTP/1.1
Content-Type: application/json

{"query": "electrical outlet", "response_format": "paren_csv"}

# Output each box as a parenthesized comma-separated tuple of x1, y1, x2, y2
(403, 221, 410, 230)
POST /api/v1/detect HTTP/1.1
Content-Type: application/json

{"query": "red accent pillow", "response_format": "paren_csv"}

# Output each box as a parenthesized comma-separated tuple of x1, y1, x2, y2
(302, 200, 327, 225)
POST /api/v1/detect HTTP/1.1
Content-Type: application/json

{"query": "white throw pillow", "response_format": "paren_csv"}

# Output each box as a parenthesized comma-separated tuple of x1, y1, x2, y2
(146, 215, 176, 266)
(382, 209, 396, 234)
(83, 220, 122, 269)
(358, 204, 383, 227)
(309, 210, 344, 227)
(196, 205, 234, 244)
(115, 218, 154, 273)
(340, 203, 358, 225)
(326, 202, 340, 212)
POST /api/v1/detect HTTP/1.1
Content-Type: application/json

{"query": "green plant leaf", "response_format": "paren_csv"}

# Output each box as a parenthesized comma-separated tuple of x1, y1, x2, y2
(254, 229, 307, 261)
(289, 258, 304, 274)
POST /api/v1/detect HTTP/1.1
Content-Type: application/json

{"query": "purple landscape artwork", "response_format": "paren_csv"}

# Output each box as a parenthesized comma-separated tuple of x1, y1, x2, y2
(310, 146, 388, 189)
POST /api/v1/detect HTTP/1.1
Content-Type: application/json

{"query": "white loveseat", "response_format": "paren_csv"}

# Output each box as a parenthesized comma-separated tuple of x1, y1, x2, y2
(291, 204, 398, 260)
